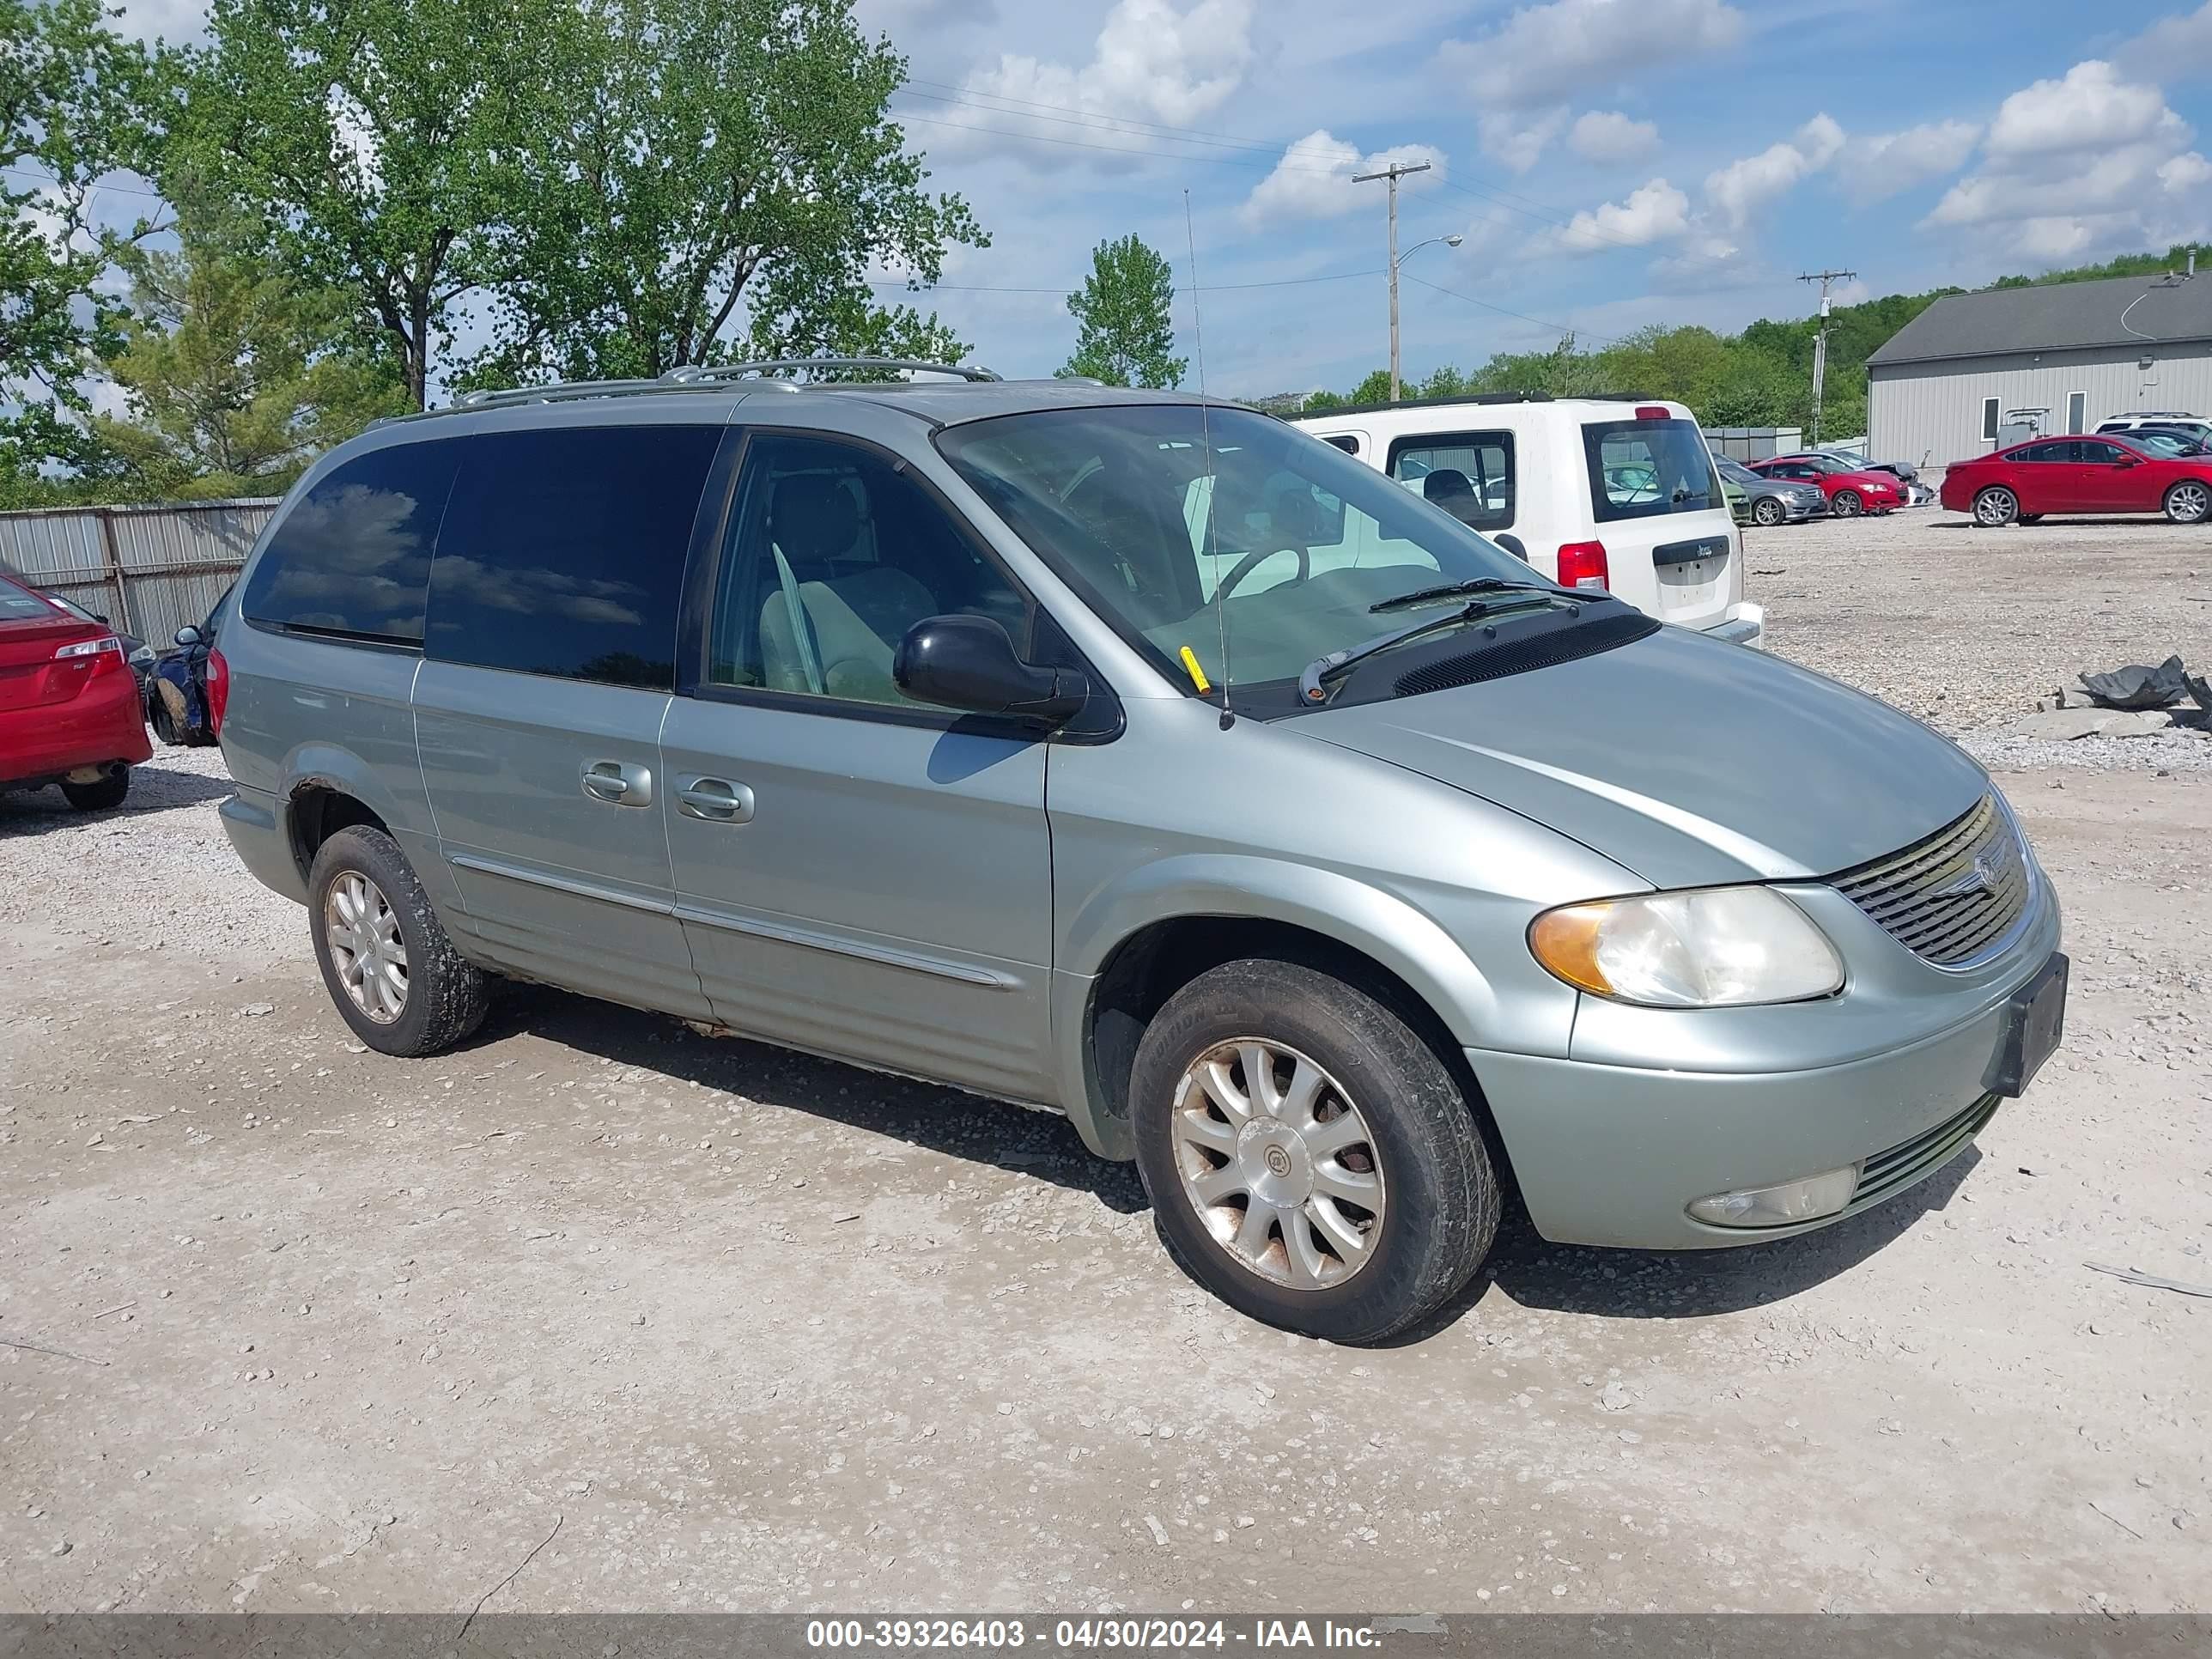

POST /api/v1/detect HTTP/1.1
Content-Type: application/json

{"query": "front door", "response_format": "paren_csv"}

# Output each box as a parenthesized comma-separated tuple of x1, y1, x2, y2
(2073, 440, 2157, 512)
(660, 432, 1059, 1103)
(412, 419, 726, 1020)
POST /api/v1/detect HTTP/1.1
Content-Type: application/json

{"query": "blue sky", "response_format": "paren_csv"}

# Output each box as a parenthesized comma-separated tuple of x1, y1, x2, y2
(107, 0, 2212, 395)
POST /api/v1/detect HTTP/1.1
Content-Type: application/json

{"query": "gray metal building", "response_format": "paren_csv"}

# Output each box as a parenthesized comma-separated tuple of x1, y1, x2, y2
(1866, 272, 2212, 474)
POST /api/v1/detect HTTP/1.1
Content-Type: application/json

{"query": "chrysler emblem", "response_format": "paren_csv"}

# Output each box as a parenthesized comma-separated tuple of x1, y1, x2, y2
(1936, 850, 2000, 899)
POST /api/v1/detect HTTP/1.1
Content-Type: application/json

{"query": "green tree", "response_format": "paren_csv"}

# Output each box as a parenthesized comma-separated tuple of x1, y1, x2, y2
(88, 182, 408, 501)
(1058, 234, 1186, 389)
(170, 0, 569, 409)
(0, 0, 166, 493)
(465, 0, 983, 385)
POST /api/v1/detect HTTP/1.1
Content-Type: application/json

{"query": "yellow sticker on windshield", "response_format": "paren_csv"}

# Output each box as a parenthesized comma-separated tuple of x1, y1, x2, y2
(1178, 646, 1212, 694)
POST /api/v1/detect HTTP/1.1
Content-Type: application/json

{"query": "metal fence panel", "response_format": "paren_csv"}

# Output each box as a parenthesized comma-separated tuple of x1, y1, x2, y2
(0, 498, 277, 645)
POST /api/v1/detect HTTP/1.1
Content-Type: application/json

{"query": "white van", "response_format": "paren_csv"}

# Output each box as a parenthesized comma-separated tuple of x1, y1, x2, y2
(1291, 394, 1762, 645)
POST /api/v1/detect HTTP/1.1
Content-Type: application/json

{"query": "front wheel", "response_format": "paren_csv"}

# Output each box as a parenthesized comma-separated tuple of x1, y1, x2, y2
(1973, 486, 2020, 526)
(307, 824, 489, 1056)
(1830, 489, 1863, 518)
(1751, 495, 1787, 527)
(2164, 480, 2210, 524)
(1130, 959, 1500, 1343)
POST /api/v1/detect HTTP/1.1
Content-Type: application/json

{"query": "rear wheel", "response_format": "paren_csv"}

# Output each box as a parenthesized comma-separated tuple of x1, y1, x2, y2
(1973, 486, 2020, 526)
(60, 767, 130, 812)
(1750, 495, 1787, 527)
(2164, 480, 2209, 524)
(307, 825, 488, 1056)
(1130, 958, 1500, 1343)
(1831, 489, 1863, 518)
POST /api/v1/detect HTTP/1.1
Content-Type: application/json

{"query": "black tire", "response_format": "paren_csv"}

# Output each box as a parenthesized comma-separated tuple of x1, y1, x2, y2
(2163, 480, 2210, 524)
(307, 824, 488, 1057)
(148, 695, 177, 745)
(1129, 958, 1500, 1343)
(59, 767, 130, 812)
(1750, 495, 1787, 527)
(1973, 486, 2020, 526)
(1831, 489, 1863, 518)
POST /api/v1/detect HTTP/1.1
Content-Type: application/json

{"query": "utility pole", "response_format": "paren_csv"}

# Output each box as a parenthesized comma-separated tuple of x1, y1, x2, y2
(1356, 159, 1431, 402)
(1797, 269, 1856, 446)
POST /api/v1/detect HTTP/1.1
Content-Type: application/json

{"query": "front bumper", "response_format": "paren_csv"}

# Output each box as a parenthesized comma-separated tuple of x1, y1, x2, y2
(1702, 601, 1765, 647)
(1471, 944, 2058, 1251)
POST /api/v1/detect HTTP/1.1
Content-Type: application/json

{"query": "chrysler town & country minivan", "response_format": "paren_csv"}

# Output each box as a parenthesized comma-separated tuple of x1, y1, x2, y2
(216, 363, 2066, 1342)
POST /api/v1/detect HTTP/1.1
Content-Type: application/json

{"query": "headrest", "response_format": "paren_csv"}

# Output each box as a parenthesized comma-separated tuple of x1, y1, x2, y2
(772, 474, 860, 561)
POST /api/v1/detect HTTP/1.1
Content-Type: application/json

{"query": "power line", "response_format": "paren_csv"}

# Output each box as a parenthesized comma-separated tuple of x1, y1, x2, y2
(1401, 272, 1628, 348)
(867, 268, 1384, 295)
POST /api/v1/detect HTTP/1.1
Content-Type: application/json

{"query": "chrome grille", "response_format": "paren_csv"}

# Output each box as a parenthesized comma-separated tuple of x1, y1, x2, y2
(1831, 795, 2031, 967)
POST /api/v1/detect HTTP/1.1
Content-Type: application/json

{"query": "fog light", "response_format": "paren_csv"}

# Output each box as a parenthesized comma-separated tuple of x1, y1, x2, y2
(1687, 1164, 1859, 1229)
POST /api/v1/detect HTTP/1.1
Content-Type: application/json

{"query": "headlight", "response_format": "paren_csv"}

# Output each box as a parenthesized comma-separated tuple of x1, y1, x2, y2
(1528, 886, 1844, 1007)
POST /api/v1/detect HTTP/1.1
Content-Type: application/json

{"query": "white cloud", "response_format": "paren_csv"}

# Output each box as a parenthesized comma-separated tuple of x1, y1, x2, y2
(1703, 114, 1844, 232)
(1568, 110, 1659, 164)
(939, 0, 1255, 165)
(1920, 59, 2211, 262)
(2115, 2, 2212, 85)
(1479, 107, 1567, 174)
(1984, 60, 2183, 161)
(1238, 131, 1445, 228)
(1443, 0, 1744, 109)
(2162, 151, 2212, 192)
(1554, 178, 1691, 252)
(1842, 120, 1979, 204)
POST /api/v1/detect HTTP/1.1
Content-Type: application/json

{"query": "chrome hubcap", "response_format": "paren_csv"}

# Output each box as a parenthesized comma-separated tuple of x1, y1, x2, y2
(1169, 1038, 1385, 1291)
(325, 872, 408, 1024)
(1977, 490, 2014, 525)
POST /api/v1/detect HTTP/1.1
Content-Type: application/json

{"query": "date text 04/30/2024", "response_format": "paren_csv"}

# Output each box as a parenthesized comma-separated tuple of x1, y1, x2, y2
(804, 1619, 1390, 1650)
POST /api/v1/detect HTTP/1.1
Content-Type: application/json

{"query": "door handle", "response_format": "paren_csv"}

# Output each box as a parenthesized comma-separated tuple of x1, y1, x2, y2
(678, 777, 755, 823)
(582, 759, 653, 806)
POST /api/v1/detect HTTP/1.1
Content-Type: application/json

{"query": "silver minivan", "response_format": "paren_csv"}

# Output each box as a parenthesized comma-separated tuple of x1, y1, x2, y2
(216, 364, 2067, 1342)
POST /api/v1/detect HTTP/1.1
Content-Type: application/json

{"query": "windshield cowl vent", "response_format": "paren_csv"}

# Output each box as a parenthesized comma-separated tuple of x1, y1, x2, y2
(1391, 611, 1659, 700)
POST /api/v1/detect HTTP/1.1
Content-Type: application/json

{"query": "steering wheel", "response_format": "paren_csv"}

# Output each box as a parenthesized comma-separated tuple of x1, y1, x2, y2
(1215, 544, 1310, 600)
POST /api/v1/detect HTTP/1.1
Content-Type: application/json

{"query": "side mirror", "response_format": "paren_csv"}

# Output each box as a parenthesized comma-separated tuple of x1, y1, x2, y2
(173, 625, 202, 647)
(1492, 533, 1529, 562)
(2114, 453, 2141, 467)
(894, 615, 1088, 726)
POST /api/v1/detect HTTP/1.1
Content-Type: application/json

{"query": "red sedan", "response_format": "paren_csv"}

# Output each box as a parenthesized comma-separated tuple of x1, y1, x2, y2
(1941, 434, 2212, 526)
(1745, 454, 1903, 517)
(1, 570, 153, 811)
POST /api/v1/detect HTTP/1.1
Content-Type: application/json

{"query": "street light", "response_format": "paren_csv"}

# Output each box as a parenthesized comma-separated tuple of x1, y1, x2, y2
(1388, 234, 1462, 402)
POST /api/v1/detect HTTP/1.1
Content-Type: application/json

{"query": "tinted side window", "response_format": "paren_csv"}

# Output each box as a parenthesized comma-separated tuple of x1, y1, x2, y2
(241, 441, 460, 643)
(2014, 442, 2065, 463)
(1389, 430, 1515, 531)
(427, 425, 720, 690)
(2077, 441, 2127, 464)
(1322, 434, 1360, 455)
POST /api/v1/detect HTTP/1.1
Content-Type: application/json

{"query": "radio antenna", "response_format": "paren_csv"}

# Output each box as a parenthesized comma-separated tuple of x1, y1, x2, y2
(1185, 189, 1232, 731)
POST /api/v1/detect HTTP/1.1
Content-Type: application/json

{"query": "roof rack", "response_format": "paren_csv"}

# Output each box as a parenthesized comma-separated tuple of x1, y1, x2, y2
(449, 378, 719, 413)
(659, 357, 1002, 384)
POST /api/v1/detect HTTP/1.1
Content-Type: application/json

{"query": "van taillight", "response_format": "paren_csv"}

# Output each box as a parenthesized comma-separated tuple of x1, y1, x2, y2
(1557, 541, 1610, 589)
(206, 646, 230, 733)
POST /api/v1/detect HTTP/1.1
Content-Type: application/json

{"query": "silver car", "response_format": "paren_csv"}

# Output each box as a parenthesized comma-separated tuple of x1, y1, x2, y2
(1718, 458, 1826, 526)
(214, 364, 2068, 1342)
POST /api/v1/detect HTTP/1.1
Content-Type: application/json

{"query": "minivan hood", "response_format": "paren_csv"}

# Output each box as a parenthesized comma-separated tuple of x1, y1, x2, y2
(1297, 626, 1988, 890)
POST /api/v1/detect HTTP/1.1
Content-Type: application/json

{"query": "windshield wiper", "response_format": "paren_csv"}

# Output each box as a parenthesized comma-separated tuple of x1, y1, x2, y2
(1300, 590, 1574, 705)
(1368, 576, 1571, 614)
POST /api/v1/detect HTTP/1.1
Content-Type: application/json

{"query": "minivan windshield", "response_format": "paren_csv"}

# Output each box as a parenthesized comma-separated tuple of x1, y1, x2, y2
(935, 404, 1554, 708)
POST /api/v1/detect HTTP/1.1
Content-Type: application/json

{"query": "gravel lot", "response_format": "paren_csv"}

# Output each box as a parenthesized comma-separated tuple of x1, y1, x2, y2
(2, 509, 2207, 1618)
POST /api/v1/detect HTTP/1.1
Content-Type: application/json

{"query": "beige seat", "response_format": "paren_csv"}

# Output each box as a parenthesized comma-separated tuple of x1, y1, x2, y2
(757, 474, 936, 702)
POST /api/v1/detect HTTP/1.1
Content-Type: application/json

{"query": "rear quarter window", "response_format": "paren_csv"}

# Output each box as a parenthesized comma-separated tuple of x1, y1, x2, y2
(1388, 431, 1515, 531)
(241, 441, 463, 643)
(423, 423, 722, 690)
(1583, 418, 1721, 523)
